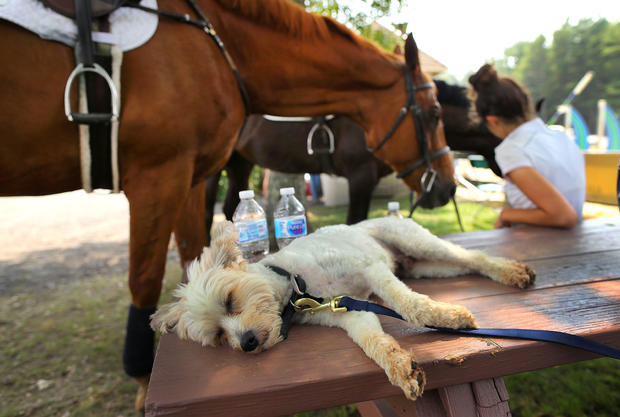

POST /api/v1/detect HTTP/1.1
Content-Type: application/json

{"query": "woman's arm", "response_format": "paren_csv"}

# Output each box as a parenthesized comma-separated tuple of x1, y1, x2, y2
(496, 167, 578, 229)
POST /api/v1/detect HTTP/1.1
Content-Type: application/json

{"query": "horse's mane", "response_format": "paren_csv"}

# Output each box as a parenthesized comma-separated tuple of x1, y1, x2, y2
(216, 0, 395, 58)
(433, 79, 470, 108)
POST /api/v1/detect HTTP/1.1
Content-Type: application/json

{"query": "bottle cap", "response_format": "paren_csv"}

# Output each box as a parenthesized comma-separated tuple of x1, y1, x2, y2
(239, 190, 254, 199)
(279, 187, 295, 196)
(388, 201, 400, 211)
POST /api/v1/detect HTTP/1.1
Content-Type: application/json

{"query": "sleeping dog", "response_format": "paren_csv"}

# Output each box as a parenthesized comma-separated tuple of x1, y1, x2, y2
(151, 217, 535, 400)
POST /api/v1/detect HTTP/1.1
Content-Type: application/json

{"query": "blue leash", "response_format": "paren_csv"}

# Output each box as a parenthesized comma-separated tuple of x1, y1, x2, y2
(338, 296, 620, 360)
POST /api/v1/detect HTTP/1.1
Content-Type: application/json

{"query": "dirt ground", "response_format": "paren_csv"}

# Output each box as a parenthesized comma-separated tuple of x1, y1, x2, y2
(0, 190, 226, 295)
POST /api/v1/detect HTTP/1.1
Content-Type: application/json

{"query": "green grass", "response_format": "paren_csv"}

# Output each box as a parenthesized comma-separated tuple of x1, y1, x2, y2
(0, 262, 182, 417)
(308, 192, 499, 235)
(505, 358, 620, 417)
(1, 195, 618, 417)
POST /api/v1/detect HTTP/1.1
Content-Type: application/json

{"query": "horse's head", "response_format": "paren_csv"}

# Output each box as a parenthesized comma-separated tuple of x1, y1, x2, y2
(367, 34, 455, 209)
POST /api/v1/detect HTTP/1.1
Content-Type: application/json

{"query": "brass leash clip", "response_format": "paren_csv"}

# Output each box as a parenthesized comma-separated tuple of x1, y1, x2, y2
(294, 296, 347, 314)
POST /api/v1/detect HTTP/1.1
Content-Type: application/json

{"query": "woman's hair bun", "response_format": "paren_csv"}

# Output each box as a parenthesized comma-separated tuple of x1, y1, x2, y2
(469, 63, 498, 91)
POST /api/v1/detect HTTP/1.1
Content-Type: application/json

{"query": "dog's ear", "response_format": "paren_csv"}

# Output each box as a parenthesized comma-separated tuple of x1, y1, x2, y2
(207, 221, 248, 271)
(150, 302, 186, 334)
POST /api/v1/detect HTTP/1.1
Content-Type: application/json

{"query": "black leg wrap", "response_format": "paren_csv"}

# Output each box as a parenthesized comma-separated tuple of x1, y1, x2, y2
(123, 304, 157, 377)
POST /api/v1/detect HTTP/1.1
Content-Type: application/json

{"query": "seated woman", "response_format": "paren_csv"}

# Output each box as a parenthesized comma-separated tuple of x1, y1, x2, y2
(469, 64, 585, 229)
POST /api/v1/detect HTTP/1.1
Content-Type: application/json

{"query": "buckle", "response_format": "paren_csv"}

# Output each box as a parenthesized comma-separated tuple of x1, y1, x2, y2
(420, 169, 437, 193)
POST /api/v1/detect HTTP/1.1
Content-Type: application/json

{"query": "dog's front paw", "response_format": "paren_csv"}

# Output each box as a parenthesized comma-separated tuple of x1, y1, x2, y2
(501, 260, 536, 288)
(448, 304, 478, 329)
(415, 301, 478, 330)
(387, 350, 426, 400)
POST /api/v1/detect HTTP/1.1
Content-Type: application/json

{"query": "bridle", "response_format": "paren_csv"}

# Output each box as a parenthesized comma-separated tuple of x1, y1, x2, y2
(367, 64, 450, 206)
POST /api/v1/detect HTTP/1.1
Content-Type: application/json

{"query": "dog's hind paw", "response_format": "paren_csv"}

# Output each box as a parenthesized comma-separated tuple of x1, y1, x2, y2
(502, 260, 536, 288)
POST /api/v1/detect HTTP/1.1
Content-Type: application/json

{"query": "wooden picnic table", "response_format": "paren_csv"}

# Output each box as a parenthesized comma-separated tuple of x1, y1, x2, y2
(145, 217, 620, 417)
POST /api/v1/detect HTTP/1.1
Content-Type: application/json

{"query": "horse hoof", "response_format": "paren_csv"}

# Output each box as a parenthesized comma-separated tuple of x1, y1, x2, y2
(134, 375, 151, 411)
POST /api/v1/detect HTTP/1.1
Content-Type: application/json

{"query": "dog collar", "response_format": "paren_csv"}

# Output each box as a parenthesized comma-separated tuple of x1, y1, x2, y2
(265, 265, 323, 340)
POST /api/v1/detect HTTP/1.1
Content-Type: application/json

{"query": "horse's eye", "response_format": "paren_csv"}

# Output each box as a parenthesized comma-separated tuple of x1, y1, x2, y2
(427, 108, 441, 125)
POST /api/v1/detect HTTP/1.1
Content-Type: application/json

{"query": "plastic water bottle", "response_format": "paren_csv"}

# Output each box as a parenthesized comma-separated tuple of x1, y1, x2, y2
(274, 187, 308, 250)
(387, 201, 403, 218)
(232, 190, 269, 260)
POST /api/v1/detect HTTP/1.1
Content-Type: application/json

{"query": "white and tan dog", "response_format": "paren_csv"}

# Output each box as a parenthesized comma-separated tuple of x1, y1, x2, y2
(151, 217, 535, 400)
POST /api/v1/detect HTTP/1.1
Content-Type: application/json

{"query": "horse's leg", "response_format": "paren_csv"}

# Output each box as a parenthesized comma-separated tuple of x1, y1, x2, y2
(122, 163, 194, 410)
(223, 152, 254, 220)
(174, 181, 208, 265)
(346, 163, 379, 224)
(204, 172, 222, 245)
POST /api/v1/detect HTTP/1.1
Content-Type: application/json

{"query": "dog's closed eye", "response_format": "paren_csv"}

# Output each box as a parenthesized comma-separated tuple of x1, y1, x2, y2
(225, 292, 233, 314)
(225, 292, 242, 316)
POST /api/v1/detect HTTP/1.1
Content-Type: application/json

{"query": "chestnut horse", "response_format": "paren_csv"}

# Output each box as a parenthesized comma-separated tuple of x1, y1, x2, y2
(0, 0, 454, 406)
(204, 80, 502, 237)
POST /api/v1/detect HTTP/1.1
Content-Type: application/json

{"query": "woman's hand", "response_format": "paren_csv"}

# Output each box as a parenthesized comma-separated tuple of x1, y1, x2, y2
(494, 209, 512, 228)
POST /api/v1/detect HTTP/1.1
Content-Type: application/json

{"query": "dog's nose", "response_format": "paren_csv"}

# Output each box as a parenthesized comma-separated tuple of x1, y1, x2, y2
(240, 330, 259, 352)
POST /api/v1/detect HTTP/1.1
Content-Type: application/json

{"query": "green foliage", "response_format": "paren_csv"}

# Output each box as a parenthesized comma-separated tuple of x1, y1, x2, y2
(217, 166, 265, 202)
(495, 18, 620, 127)
(301, 0, 405, 51)
(303, 0, 405, 26)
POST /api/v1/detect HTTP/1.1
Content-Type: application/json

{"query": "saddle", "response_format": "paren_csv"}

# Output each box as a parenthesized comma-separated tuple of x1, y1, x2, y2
(42, 0, 127, 19)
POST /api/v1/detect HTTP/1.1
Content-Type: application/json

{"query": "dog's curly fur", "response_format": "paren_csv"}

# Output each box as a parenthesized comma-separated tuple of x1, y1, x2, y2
(151, 217, 535, 400)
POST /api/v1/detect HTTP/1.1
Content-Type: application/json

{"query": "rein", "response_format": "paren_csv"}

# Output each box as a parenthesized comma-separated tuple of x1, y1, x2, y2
(127, 0, 251, 116)
(269, 265, 620, 360)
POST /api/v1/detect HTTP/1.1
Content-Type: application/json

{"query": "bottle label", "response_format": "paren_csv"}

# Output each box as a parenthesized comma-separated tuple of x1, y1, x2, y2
(235, 219, 268, 244)
(274, 215, 307, 239)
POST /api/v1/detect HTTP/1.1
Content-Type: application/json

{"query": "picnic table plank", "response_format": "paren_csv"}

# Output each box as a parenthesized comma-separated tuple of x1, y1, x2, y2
(442, 218, 620, 258)
(146, 218, 620, 417)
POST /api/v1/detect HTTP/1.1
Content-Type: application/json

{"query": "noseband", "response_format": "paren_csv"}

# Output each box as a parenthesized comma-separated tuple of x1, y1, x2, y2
(367, 65, 450, 194)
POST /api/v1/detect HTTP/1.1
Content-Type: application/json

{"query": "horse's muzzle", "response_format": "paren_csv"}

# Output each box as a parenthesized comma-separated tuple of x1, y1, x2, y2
(419, 180, 456, 209)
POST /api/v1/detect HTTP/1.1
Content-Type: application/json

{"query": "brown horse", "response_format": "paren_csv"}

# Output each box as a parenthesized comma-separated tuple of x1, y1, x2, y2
(204, 80, 501, 237)
(0, 0, 454, 406)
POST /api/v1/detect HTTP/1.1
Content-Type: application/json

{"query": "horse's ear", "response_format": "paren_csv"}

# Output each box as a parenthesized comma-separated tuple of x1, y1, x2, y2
(404, 33, 421, 73)
(393, 43, 402, 55)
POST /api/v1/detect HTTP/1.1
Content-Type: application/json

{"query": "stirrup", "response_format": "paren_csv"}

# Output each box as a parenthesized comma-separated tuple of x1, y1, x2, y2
(307, 122, 335, 155)
(64, 63, 120, 124)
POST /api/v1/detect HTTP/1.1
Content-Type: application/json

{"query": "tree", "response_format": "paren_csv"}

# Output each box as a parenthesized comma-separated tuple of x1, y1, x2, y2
(497, 18, 619, 130)
(299, 0, 407, 51)
(600, 21, 620, 115)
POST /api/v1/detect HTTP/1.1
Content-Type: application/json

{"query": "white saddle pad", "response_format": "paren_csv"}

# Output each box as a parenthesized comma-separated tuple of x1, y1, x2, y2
(0, 0, 158, 51)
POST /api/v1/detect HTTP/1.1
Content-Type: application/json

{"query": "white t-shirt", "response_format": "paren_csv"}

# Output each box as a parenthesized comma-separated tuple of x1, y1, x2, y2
(495, 118, 586, 219)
